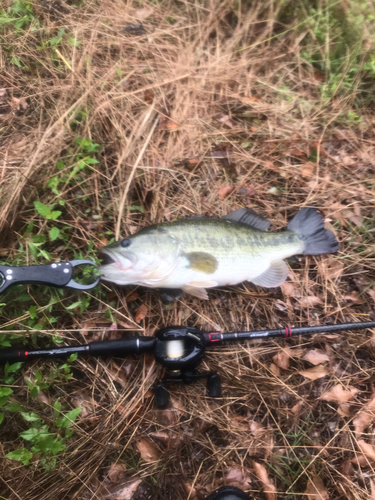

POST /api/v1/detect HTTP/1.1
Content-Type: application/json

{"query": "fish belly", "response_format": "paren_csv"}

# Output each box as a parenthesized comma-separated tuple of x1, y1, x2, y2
(153, 240, 302, 289)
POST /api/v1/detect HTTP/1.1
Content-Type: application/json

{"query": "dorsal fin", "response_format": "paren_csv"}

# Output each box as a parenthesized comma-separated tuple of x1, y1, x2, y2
(223, 208, 271, 231)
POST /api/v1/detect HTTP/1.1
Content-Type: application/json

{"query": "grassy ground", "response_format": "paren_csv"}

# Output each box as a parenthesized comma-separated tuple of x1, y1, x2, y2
(1, 0, 375, 498)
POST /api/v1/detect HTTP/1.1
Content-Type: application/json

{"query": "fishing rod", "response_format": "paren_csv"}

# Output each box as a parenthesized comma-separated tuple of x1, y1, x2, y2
(1, 320, 375, 408)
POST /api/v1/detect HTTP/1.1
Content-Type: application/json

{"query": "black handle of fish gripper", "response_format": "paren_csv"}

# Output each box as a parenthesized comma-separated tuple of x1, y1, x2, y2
(0, 259, 100, 293)
(88, 336, 156, 357)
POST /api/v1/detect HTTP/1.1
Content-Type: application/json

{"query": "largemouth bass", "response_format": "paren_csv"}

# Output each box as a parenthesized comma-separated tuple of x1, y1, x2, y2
(98, 207, 339, 299)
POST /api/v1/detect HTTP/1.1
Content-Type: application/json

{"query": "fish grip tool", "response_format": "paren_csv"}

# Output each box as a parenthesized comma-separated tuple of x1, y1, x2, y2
(0, 259, 100, 293)
(1, 321, 375, 408)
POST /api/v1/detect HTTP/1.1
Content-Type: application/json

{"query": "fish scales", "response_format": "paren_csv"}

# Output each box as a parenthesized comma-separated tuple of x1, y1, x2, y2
(98, 207, 339, 299)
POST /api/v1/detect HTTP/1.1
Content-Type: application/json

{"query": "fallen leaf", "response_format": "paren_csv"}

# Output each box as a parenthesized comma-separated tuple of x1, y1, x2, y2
(298, 296, 323, 308)
(183, 482, 198, 500)
(102, 478, 142, 499)
(134, 7, 153, 20)
(367, 289, 375, 302)
(158, 116, 179, 130)
(298, 365, 329, 381)
(107, 366, 128, 388)
(36, 390, 50, 406)
(353, 395, 375, 437)
(249, 420, 264, 437)
(212, 147, 233, 158)
(313, 69, 326, 82)
(135, 304, 148, 323)
(218, 185, 234, 200)
(302, 349, 330, 366)
(126, 291, 140, 303)
(352, 439, 375, 466)
(318, 257, 344, 280)
(304, 474, 329, 499)
(237, 186, 256, 197)
(269, 363, 281, 376)
(136, 438, 159, 462)
(242, 95, 262, 103)
(344, 291, 363, 304)
(252, 461, 276, 500)
(320, 384, 359, 403)
(370, 479, 375, 499)
(215, 114, 235, 128)
(273, 347, 291, 370)
(339, 460, 354, 480)
(225, 467, 252, 489)
(280, 281, 296, 298)
(108, 463, 127, 483)
(118, 320, 136, 329)
(337, 403, 351, 417)
(71, 391, 97, 418)
(291, 401, 302, 414)
(300, 162, 316, 178)
(11, 96, 28, 111)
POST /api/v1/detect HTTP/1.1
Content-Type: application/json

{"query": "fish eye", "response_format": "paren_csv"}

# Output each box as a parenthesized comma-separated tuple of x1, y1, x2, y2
(120, 238, 131, 248)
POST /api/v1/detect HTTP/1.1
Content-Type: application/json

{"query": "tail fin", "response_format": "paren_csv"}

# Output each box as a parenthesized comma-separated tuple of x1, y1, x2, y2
(287, 207, 339, 255)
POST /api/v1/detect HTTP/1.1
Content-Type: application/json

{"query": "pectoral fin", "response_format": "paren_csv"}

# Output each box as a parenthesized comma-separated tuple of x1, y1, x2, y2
(186, 252, 218, 274)
(251, 260, 289, 288)
(182, 280, 219, 300)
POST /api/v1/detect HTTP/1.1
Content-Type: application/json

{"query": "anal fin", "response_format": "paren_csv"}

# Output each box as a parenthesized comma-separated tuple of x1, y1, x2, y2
(251, 260, 289, 288)
(182, 286, 209, 300)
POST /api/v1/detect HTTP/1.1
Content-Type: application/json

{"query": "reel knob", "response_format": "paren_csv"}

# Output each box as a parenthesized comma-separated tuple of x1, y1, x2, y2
(206, 486, 252, 500)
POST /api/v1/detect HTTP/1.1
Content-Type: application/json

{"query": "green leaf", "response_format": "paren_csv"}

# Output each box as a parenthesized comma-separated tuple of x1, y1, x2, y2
(5, 402, 23, 412)
(30, 387, 40, 398)
(34, 201, 51, 218)
(21, 412, 41, 422)
(51, 211, 62, 220)
(0, 413, 4, 425)
(68, 353, 78, 362)
(49, 227, 60, 241)
(32, 234, 47, 244)
(0, 397, 9, 408)
(65, 301, 81, 310)
(51, 439, 65, 454)
(29, 305, 37, 320)
(53, 399, 62, 419)
(0, 387, 13, 398)
(56, 407, 82, 428)
(6, 448, 33, 465)
(65, 429, 73, 438)
(85, 157, 99, 165)
(5, 361, 24, 376)
(34, 370, 43, 382)
(20, 428, 39, 441)
(128, 204, 144, 213)
(24, 221, 34, 236)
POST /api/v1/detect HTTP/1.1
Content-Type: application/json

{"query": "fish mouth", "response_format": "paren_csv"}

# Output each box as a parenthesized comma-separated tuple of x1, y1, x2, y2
(97, 251, 116, 266)
(97, 249, 135, 273)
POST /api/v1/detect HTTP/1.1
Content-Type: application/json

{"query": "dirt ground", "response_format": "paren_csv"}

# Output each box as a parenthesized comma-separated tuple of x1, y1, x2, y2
(1, 0, 375, 498)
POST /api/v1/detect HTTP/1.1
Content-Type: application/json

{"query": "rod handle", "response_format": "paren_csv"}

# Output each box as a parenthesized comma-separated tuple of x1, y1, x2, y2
(0, 348, 27, 364)
(88, 336, 155, 357)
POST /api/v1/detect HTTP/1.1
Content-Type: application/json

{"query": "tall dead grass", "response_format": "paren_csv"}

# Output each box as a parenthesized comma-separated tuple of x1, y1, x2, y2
(1, 0, 375, 498)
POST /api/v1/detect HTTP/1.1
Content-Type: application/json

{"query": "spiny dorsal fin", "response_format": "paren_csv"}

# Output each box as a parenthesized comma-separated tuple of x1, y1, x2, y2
(223, 208, 271, 231)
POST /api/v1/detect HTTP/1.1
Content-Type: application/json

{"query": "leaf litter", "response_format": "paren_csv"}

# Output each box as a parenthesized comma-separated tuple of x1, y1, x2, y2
(2, 0, 375, 499)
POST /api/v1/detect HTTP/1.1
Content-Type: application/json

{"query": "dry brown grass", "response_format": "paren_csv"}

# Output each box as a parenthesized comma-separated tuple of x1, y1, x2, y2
(1, 0, 375, 498)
